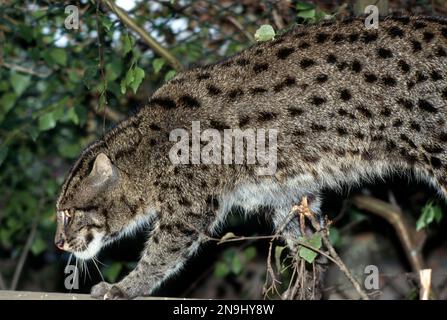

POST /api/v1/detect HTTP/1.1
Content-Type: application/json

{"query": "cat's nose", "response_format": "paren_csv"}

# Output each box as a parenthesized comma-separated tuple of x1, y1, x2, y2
(55, 239, 65, 250)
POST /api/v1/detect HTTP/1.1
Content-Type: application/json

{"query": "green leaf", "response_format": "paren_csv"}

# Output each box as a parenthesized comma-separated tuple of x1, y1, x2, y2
(104, 262, 123, 283)
(275, 245, 286, 271)
(164, 70, 176, 82)
(31, 237, 47, 256)
(58, 143, 81, 158)
(10, 72, 31, 96)
(214, 262, 229, 278)
(38, 112, 56, 131)
(0, 93, 17, 113)
(243, 246, 257, 261)
(50, 48, 67, 66)
(152, 58, 165, 74)
(101, 16, 113, 31)
(298, 233, 322, 263)
(129, 67, 145, 94)
(254, 25, 275, 42)
(83, 66, 97, 89)
(297, 9, 316, 19)
(122, 34, 134, 56)
(296, 2, 314, 10)
(416, 201, 444, 230)
(231, 254, 242, 275)
(328, 228, 341, 246)
(67, 107, 79, 125)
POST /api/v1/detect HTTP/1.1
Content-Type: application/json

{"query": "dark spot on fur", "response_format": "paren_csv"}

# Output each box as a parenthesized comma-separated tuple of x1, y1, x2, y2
(388, 26, 404, 38)
(377, 47, 393, 59)
(206, 195, 219, 210)
(431, 70, 443, 81)
(393, 16, 410, 24)
(410, 121, 421, 132)
(316, 74, 328, 83)
(253, 62, 269, 73)
(337, 62, 348, 71)
(398, 60, 411, 73)
(423, 144, 444, 154)
(288, 106, 304, 117)
(348, 33, 359, 42)
(210, 119, 229, 131)
(299, 41, 310, 49)
(179, 95, 201, 108)
(397, 98, 413, 110)
(381, 107, 392, 116)
(277, 47, 295, 59)
(326, 54, 337, 64)
(227, 88, 244, 100)
(273, 76, 296, 92)
(351, 60, 362, 73)
(179, 197, 192, 207)
(151, 97, 176, 109)
(300, 58, 315, 69)
(357, 106, 373, 118)
(254, 48, 263, 55)
(250, 87, 268, 95)
(355, 131, 365, 140)
(431, 156, 442, 169)
(423, 31, 435, 42)
(400, 134, 417, 149)
(316, 33, 329, 43)
(416, 72, 428, 82)
(411, 40, 422, 52)
(418, 99, 437, 113)
(196, 73, 211, 80)
(382, 76, 397, 86)
(393, 119, 403, 127)
(207, 84, 221, 95)
(311, 96, 326, 106)
(311, 123, 326, 132)
(258, 111, 277, 122)
(239, 115, 250, 127)
(364, 73, 378, 83)
(362, 31, 378, 43)
(340, 89, 352, 101)
(437, 46, 447, 57)
(149, 123, 161, 131)
(332, 33, 344, 43)
(442, 28, 447, 39)
(337, 126, 348, 136)
(413, 21, 427, 29)
(236, 58, 249, 66)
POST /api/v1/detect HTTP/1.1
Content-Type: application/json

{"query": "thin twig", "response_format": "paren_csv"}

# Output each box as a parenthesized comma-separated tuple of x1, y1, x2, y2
(0, 272, 6, 290)
(103, 0, 184, 71)
(0, 62, 51, 78)
(10, 209, 41, 290)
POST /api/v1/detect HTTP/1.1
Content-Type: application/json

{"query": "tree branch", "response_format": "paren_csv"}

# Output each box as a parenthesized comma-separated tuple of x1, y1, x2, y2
(103, 0, 184, 72)
(352, 195, 426, 273)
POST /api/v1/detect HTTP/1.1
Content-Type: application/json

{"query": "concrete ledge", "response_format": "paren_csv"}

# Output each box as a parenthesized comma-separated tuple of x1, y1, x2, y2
(0, 290, 182, 300)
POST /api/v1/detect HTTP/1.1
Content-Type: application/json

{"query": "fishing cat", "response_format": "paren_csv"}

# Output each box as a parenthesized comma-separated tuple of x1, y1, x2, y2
(55, 16, 447, 299)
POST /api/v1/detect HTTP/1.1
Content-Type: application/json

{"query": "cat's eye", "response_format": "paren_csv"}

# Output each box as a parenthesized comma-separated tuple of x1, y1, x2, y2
(62, 210, 72, 227)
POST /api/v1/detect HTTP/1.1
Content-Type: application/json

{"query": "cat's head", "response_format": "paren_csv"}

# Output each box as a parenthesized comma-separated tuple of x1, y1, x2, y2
(55, 151, 136, 260)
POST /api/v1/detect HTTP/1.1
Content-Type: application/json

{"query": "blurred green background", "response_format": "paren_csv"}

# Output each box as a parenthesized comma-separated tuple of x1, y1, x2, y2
(1, 0, 447, 299)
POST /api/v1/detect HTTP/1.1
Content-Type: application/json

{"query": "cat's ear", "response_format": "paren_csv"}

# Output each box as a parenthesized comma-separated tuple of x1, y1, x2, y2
(89, 153, 117, 185)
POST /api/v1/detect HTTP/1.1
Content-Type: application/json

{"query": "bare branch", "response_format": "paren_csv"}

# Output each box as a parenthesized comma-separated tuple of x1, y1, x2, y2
(103, 0, 184, 72)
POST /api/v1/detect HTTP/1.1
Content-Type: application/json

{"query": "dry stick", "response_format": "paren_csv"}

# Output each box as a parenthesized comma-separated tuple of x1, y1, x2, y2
(351, 195, 426, 274)
(10, 211, 40, 290)
(299, 198, 370, 300)
(103, 0, 184, 72)
(0, 272, 6, 290)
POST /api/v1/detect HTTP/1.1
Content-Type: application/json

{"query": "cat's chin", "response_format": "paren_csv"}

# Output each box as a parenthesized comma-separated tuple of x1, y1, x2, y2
(73, 232, 104, 260)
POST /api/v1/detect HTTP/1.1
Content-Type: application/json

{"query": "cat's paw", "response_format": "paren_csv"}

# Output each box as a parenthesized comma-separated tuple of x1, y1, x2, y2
(91, 281, 112, 299)
(91, 282, 130, 300)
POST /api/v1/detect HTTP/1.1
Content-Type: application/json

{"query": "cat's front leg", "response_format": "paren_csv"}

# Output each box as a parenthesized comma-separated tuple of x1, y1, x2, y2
(91, 216, 204, 299)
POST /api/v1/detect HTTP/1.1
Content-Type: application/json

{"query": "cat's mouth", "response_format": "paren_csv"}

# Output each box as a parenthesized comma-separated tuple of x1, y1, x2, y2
(72, 233, 104, 260)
